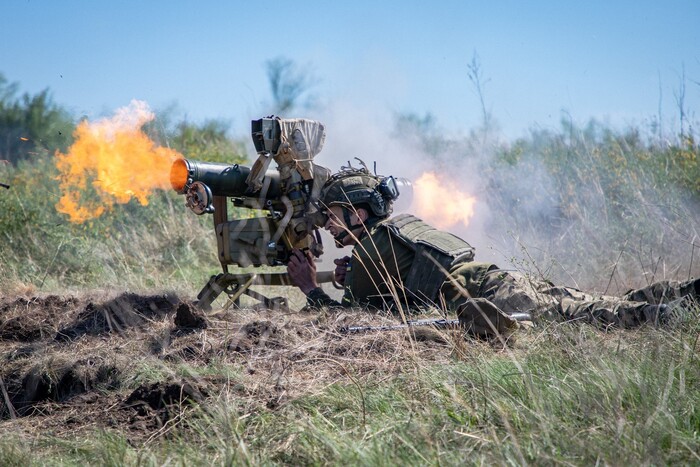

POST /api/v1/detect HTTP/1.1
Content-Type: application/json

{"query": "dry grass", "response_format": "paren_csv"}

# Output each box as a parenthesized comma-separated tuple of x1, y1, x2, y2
(0, 289, 698, 465)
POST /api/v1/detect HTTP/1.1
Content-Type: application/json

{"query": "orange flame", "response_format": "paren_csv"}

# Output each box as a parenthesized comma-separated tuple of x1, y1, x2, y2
(55, 100, 183, 223)
(169, 158, 189, 193)
(413, 172, 477, 229)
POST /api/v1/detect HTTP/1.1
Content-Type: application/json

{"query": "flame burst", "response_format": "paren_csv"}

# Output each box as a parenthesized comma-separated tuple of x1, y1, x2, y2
(55, 100, 183, 223)
(413, 172, 477, 229)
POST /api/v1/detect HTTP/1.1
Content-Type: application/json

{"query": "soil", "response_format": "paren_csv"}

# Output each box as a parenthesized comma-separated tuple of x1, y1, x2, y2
(0, 291, 469, 444)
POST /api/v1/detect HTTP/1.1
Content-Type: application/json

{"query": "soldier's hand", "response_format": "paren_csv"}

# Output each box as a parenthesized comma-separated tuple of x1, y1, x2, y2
(333, 256, 351, 286)
(287, 249, 319, 295)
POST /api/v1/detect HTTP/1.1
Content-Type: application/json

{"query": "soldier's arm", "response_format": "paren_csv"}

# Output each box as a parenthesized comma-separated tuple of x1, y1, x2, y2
(305, 284, 356, 308)
(288, 249, 320, 293)
(306, 287, 343, 308)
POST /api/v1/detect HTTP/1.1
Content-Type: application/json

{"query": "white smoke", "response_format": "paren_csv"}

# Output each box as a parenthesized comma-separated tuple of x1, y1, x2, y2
(311, 100, 526, 268)
(97, 99, 154, 139)
(254, 99, 699, 293)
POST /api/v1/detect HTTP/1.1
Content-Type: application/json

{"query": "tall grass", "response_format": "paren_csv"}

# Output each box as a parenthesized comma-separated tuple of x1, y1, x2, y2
(0, 151, 219, 295)
(483, 120, 700, 292)
(1, 316, 698, 465)
(1, 117, 698, 297)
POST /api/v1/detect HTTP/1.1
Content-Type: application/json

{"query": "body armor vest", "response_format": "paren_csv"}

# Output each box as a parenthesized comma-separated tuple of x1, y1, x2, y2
(382, 214, 475, 305)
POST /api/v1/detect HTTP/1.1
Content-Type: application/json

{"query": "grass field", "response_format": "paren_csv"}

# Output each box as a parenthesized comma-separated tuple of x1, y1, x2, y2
(0, 293, 698, 466)
(1, 110, 699, 464)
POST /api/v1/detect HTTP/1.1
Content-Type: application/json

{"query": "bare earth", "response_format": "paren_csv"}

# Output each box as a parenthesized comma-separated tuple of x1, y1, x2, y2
(0, 291, 477, 445)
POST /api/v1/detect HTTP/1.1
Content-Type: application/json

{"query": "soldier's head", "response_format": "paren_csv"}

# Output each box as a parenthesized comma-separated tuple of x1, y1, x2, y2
(319, 163, 399, 247)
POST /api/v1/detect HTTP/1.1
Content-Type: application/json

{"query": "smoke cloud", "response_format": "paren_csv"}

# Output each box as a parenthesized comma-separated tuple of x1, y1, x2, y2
(305, 99, 700, 293)
(312, 100, 522, 267)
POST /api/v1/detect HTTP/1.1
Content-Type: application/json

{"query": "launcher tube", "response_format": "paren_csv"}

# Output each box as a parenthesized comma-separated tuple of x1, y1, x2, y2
(170, 158, 282, 199)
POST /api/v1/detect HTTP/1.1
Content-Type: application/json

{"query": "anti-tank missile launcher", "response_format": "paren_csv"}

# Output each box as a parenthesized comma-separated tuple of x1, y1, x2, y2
(171, 116, 411, 311)
(170, 117, 331, 310)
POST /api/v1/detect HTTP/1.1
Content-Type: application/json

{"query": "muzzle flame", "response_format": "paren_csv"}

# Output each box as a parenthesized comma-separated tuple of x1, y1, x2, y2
(169, 158, 189, 193)
(413, 172, 476, 229)
(55, 100, 183, 223)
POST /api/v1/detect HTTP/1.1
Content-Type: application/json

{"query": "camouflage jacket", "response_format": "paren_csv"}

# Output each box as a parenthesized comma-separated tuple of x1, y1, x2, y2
(306, 214, 474, 310)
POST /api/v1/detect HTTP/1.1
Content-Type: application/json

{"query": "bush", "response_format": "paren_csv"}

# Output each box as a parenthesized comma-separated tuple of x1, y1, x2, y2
(0, 103, 251, 293)
(0, 74, 74, 165)
(485, 119, 700, 291)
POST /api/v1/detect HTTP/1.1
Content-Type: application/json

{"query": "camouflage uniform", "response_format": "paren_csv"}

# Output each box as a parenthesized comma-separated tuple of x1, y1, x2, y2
(307, 214, 699, 329)
(444, 262, 697, 328)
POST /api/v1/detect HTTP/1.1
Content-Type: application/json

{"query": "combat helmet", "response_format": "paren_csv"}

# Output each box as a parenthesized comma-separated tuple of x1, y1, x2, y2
(319, 159, 399, 219)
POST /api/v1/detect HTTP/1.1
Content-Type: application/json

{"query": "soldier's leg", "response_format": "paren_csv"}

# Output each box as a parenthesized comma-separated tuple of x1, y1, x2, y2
(478, 268, 544, 314)
(476, 268, 669, 327)
(443, 262, 547, 313)
(558, 298, 667, 328)
(622, 278, 700, 304)
(443, 263, 670, 328)
(440, 263, 520, 337)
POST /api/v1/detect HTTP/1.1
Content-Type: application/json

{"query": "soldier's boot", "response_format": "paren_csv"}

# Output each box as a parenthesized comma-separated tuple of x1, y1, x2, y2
(623, 277, 700, 304)
(678, 277, 700, 302)
(661, 292, 700, 322)
(640, 294, 700, 325)
(640, 303, 670, 326)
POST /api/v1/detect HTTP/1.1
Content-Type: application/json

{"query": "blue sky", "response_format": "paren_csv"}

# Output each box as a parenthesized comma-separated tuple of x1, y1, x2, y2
(2, 0, 699, 141)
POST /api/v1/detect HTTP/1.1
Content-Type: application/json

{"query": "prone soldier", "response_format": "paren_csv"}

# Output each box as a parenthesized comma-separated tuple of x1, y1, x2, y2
(287, 164, 699, 337)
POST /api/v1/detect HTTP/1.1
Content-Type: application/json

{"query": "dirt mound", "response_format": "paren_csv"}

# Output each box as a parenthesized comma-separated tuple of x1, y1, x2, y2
(55, 292, 181, 341)
(120, 380, 206, 431)
(3, 356, 121, 418)
(0, 291, 190, 420)
(0, 295, 81, 342)
(173, 301, 208, 329)
(0, 290, 464, 443)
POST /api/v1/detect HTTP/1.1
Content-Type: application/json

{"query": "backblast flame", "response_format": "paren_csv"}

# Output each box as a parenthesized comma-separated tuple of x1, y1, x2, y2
(55, 100, 183, 223)
(413, 172, 477, 229)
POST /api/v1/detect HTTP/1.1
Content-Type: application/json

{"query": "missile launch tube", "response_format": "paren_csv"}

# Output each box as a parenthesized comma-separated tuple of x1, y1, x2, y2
(170, 158, 282, 199)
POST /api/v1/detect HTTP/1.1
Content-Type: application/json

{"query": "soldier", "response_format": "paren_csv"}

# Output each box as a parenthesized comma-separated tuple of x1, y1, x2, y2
(287, 165, 699, 336)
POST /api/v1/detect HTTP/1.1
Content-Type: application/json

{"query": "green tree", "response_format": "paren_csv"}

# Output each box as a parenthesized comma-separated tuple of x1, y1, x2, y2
(265, 57, 317, 115)
(0, 73, 74, 164)
(169, 119, 247, 164)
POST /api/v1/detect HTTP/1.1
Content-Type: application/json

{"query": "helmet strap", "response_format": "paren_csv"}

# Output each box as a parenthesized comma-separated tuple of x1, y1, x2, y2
(332, 206, 366, 247)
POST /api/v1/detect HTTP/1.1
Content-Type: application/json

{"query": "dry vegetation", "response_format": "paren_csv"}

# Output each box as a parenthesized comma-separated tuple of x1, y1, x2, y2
(1, 73, 699, 464)
(0, 292, 484, 457)
(1, 289, 699, 465)
(0, 291, 473, 427)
